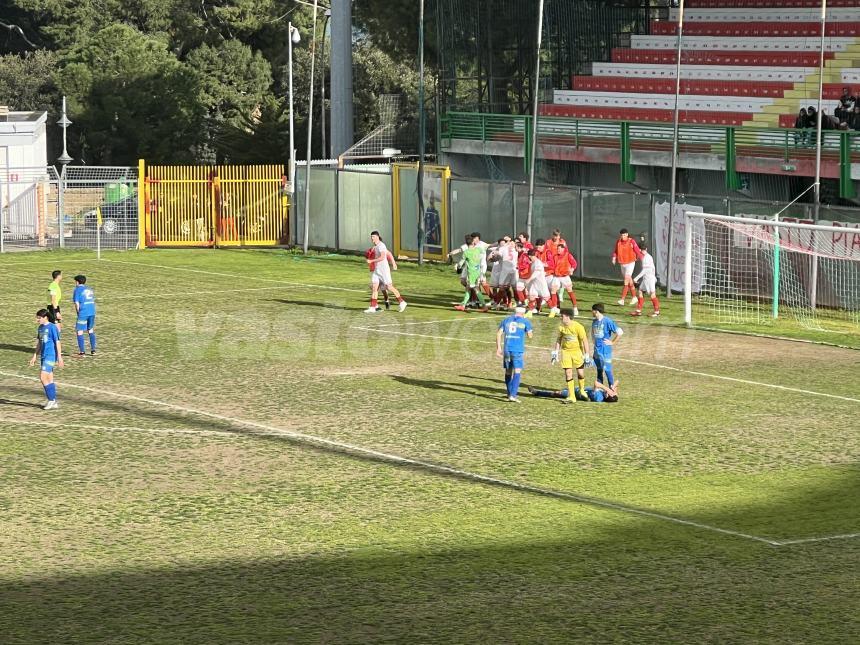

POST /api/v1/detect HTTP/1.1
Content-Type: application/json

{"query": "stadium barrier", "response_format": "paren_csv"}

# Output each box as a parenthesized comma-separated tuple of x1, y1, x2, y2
(0, 165, 138, 254)
(288, 164, 860, 285)
(141, 161, 288, 248)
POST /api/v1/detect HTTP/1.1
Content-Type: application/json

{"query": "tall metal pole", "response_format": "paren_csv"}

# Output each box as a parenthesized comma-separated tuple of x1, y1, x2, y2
(525, 0, 545, 239)
(57, 95, 72, 249)
(288, 23, 299, 197)
(665, 0, 685, 297)
(321, 10, 331, 159)
(811, 0, 827, 310)
(330, 0, 354, 157)
(302, 1, 320, 255)
(417, 0, 426, 265)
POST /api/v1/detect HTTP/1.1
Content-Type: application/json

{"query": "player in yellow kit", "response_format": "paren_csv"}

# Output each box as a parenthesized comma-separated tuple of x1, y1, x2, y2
(550, 309, 592, 404)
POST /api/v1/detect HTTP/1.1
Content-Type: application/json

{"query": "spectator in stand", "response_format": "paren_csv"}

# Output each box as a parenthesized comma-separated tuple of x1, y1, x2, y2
(850, 106, 860, 131)
(821, 109, 840, 131)
(794, 108, 809, 146)
(836, 87, 856, 122)
(807, 106, 818, 132)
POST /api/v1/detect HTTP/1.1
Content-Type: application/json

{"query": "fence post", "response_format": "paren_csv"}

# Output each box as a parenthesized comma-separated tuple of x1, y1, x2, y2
(334, 168, 340, 250)
(578, 188, 586, 278)
(137, 159, 145, 249)
(58, 165, 65, 248)
(840, 131, 855, 199)
(0, 172, 4, 254)
(577, 188, 585, 278)
(620, 121, 635, 183)
(725, 127, 741, 191)
(523, 116, 532, 176)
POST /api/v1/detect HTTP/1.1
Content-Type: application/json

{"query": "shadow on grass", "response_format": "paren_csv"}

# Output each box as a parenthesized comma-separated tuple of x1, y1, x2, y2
(0, 397, 43, 408)
(267, 298, 353, 311)
(0, 343, 36, 354)
(1, 384, 859, 642)
(391, 375, 504, 401)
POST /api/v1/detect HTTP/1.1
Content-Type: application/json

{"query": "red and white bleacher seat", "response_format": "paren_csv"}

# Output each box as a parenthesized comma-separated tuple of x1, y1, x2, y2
(541, 1, 860, 129)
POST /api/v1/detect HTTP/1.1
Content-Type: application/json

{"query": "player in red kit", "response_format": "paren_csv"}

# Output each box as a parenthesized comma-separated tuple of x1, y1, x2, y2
(545, 229, 568, 256)
(515, 241, 531, 306)
(365, 246, 393, 310)
(611, 228, 643, 307)
(548, 242, 579, 318)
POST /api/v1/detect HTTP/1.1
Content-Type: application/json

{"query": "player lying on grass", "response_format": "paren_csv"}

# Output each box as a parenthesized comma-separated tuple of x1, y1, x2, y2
(29, 308, 63, 410)
(527, 380, 619, 403)
(496, 306, 534, 402)
(550, 309, 592, 404)
(630, 243, 660, 318)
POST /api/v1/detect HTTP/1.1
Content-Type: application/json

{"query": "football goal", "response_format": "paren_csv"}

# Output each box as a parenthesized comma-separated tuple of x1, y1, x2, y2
(684, 212, 860, 334)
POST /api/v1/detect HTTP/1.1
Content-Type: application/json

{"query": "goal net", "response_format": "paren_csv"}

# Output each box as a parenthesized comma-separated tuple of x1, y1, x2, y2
(684, 212, 860, 334)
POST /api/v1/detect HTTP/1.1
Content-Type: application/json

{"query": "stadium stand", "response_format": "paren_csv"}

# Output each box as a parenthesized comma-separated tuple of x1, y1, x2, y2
(544, 2, 860, 130)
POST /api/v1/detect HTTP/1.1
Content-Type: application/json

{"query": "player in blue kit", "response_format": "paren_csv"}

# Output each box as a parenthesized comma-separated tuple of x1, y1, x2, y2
(29, 308, 64, 409)
(591, 302, 623, 388)
(528, 380, 619, 403)
(72, 275, 97, 357)
(496, 306, 534, 402)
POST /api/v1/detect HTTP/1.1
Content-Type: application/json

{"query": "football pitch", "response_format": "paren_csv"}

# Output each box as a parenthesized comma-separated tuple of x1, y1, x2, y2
(1, 248, 858, 643)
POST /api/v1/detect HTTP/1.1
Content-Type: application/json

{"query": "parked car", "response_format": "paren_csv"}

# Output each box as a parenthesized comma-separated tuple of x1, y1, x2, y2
(83, 196, 138, 235)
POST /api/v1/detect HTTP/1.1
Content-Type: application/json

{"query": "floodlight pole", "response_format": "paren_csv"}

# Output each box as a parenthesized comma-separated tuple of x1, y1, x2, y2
(666, 0, 685, 298)
(525, 0, 545, 240)
(288, 23, 300, 198)
(321, 9, 332, 159)
(302, 1, 320, 255)
(811, 0, 827, 310)
(417, 0, 426, 265)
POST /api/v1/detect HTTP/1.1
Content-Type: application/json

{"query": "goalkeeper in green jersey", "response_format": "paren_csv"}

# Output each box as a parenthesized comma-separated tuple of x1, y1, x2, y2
(454, 236, 489, 312)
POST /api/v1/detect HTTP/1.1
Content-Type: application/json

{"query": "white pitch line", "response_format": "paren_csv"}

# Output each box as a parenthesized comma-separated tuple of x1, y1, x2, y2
(100, 258, 367, 294)
(5, 420, 240, 440)
(0, 368, 790, 547)
(620, 358, 860, 404)
(351, 325, 860, 404)
(371, 318, 475, 328)
(773, 532, 860, 547)
(0, 257, 100, 267)
(0, 285, 299, 308)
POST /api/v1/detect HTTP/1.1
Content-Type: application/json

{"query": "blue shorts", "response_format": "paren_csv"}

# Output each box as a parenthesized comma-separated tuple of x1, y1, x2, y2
(503, 351, 524, 370)
(76, 314, 96, 332)
(40, 359, 56, 373)
(593, 350, 613, 369)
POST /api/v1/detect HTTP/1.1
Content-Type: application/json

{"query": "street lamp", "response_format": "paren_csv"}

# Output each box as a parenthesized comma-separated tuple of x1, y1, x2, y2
(288, 22, 301, 198)
(57, 95, 73, 248)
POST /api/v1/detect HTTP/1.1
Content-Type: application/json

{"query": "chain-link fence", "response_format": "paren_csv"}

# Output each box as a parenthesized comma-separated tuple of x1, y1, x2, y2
(291, 165, 860, 286)
(0, 165, 138, 253)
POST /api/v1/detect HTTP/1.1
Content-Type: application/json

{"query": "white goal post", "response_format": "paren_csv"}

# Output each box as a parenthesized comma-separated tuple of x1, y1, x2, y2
(684, 212, 860, 333)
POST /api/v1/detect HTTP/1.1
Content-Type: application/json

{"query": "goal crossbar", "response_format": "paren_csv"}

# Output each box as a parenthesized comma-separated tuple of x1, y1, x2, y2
(684, 211, 860, 328)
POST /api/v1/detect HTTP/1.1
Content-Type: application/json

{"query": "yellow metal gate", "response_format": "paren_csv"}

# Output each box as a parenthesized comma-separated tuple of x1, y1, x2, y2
(139, 161, 289, 248)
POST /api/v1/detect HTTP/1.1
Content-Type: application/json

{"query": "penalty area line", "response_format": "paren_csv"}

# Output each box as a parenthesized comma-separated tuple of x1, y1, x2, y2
(351, 326, 860, 405)
(0, 370, 793, 548)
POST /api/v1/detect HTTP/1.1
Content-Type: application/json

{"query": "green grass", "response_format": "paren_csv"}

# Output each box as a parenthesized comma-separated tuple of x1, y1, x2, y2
(0, 248, 858, 643)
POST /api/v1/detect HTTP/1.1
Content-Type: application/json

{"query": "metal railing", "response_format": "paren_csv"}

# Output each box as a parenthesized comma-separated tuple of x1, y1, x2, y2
(440, 110, 859, 196)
